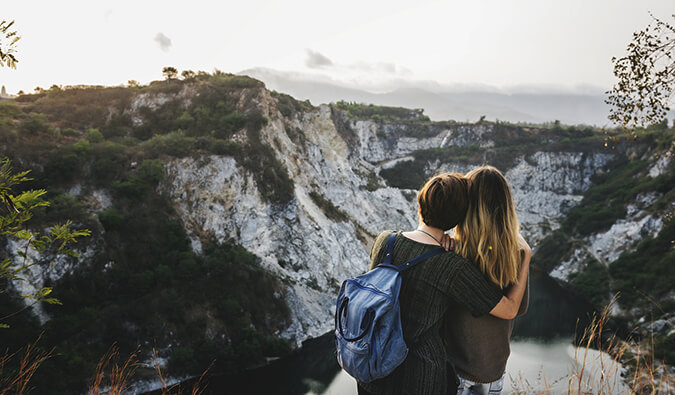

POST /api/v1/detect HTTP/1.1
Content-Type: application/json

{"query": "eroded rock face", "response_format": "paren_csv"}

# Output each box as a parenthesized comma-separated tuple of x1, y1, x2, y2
(505, 152, 614, 242)
(157, 90, 625, 345)
(550, 204, 664, 284)
(8, 85, 665, 346)
(160, 100, 417, 344)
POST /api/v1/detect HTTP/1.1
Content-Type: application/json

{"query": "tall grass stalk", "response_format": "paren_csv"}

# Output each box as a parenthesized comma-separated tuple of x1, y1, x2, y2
(0, 337, 51, 395)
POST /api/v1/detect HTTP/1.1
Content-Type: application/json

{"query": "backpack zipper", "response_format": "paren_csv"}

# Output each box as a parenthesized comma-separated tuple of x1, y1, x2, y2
(345, 279, 393, 303)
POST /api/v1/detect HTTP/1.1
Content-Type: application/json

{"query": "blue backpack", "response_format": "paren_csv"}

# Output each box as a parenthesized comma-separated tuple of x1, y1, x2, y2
(335, 232, 446, 383)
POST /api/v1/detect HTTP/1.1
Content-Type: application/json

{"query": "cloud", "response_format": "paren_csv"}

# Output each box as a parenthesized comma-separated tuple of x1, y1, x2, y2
(154, 32, 172, 52)
(305, 49, 333, 69)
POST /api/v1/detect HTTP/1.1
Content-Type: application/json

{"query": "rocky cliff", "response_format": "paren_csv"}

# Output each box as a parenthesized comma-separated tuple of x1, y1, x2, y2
(1, 75, 673, 390)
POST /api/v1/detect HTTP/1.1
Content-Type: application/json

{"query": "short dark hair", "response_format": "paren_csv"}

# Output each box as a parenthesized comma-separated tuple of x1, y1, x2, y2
(417, 172, 469, 230)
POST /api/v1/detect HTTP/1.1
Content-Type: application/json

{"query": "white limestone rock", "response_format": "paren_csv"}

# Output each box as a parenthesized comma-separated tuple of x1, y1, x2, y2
(506, 152, 614, 243)
(5, 237, 96, 324)
(588, 213, 663, 265)
(648, 150, 672, 178)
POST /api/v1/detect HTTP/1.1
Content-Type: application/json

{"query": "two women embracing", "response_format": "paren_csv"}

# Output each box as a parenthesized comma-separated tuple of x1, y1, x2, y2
(357, 166, 531, 395)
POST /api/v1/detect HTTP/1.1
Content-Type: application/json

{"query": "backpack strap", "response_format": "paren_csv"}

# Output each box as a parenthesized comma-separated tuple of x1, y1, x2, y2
(378, 232, 446, 272)
(397, 247, 446, 272)
(382, 232, 397, 266)
(377, 232, 398, 270)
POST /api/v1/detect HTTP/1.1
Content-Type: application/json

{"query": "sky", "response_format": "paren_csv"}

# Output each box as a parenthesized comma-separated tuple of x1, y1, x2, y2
(1, 0, 673, 95)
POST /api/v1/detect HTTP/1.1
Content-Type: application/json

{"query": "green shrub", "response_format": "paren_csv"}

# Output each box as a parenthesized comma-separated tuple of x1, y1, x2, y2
(98, 207, 125, 231)
(309, 191, 349, 222)
(379, 159, 428, 189)
(60, 128, 80, 137)
(209, 73, 265, 89)
(144, 80, 184, 94)
(90, 141, 128, 185)
(19, 112, 50, 134)
(141, 131, 194, 158)
(532, 231, 573, 272)
(111, 160, 164, 201)
(85, 128, 104, 143)
(102, 113, 133, 138)
(35, 192, 91, 226)
(238, 111, 294, 204)
(43, 147, 86, 184)
(187, 85, 246, 138)
(0, 102, 21, 143)
(272, 91, 312, 117)
(27, 86, 132, 130)
(335, 101, 428, 122)
(194, 137, 239, 156)
(570, 260, 610, 308)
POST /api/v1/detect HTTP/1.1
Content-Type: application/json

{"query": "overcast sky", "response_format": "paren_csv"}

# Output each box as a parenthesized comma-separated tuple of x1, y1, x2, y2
(1, 0, 673, 94)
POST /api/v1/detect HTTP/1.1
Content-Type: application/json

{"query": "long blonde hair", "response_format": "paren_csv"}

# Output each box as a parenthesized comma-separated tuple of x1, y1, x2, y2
(455, 166, 521, 288)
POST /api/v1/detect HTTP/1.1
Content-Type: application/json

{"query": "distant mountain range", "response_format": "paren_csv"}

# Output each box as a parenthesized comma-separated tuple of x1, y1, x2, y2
(239, 68, 613, 126)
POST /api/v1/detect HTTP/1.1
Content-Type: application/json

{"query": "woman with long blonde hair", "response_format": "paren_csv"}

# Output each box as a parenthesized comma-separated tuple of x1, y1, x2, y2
(443, 165, 530, 395)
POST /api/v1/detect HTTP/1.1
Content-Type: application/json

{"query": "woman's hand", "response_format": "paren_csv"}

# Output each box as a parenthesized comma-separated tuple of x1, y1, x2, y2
(440, 233, 455, 252)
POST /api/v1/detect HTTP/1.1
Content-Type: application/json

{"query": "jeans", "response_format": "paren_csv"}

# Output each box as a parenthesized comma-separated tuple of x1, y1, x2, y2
(455, 372, 505, 395)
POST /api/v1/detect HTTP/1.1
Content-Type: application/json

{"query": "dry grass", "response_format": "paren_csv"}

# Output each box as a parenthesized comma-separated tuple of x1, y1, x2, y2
(86, 345, 210, 395)
(510, 298, 673, 394)
(149, 347, 211, 395)
(87, 345, 140, 395)
(0, 340, 210, 394)
(0, 337, 52, 395)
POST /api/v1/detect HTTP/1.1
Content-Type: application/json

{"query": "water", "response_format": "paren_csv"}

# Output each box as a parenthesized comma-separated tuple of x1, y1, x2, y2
(319, 339, 628, 394)
(185, 269, 623, 394)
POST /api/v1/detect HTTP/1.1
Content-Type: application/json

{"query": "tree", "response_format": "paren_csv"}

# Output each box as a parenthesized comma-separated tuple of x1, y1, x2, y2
(606, 13, 675, 135)
(0, 20, 20, 68)
(127, 80, 140, 88)
(0, 158, 90, 328)
(181, 69, 196, 81)
(162, 66, 178, 81)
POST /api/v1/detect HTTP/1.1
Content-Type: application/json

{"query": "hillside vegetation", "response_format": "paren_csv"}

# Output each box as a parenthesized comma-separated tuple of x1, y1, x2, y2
(0, 73, 294, 392)
(1, 72, 672, 392)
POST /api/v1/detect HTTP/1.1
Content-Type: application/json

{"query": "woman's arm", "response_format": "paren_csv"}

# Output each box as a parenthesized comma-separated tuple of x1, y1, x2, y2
(489, 234, 532, 319)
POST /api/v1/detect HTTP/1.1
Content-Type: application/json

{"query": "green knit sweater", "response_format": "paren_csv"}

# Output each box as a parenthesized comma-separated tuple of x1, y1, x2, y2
(358, 231, 503, 395)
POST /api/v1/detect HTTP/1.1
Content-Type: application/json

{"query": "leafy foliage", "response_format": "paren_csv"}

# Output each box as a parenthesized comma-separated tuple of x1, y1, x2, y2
(530, 230, 573, 273)
(335, 101, 430, 122)
(0, 74, 299, 391)
(569, 260, 610, 308)
(241, 112, 295, 204)
(607, 14, 675, 134)
(308, 191, 348, 222)
(162, 66, 178, 80)
(0, 20, 20, 68)
(271, 91, 312, 118)
(0, 158, 90, 327)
